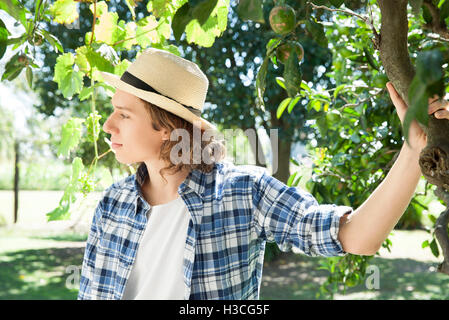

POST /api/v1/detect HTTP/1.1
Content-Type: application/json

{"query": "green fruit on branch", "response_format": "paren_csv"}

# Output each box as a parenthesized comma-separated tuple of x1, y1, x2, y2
(269, 5, 296, 35)
(34, 34, 44, 46)
(18, 55, 28, 65)
(276, 40, 304, 64)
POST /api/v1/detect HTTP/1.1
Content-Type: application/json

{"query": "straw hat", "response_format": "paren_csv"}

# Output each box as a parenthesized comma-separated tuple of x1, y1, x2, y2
(100, 48, 217, 132)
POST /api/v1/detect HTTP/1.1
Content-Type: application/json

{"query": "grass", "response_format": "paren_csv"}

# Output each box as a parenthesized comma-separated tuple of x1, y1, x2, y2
(0, 189, 448, 300)
(259, 252, 449, 300)
(0, 229, 86, 300)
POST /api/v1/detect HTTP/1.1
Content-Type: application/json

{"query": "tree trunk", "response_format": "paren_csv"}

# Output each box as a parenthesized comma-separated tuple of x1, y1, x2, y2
(378, 0, 449, 275)
(13, 140, 19, 224)
(243, 126, 267, 168)
(272, 136, 291, 184)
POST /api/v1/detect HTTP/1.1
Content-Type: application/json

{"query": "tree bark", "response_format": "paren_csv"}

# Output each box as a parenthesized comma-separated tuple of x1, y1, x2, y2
(243, 126, 267, 168)
(378, 0, 449, 275)
(272, 136, 291, 184)
(13, 140, 19, 224)
(378, 0, 415, 103)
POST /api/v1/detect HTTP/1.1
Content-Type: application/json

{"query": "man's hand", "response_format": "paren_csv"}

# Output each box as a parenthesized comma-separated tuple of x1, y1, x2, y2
(386, 81, 449, 153)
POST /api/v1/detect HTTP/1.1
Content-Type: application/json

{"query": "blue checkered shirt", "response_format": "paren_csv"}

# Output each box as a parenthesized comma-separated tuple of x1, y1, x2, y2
(78, 161, 352, 300)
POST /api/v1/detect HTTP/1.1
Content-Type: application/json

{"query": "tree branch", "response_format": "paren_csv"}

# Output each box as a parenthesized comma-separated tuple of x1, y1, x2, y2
(434, 187, 449, 275)
(307, 1, 380, 48)
(423, 0, 449, 40)
(377, 0, 415, 104)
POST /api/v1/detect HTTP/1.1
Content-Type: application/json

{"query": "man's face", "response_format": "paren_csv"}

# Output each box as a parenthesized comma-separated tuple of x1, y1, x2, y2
(103, 89, 168, 165)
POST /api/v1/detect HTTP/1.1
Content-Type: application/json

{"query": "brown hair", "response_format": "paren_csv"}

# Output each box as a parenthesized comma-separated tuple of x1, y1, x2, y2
(138, 99, 226, 183)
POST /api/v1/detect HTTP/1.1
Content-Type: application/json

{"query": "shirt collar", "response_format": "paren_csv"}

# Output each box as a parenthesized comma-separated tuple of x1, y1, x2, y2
(133, 162, 225, 200)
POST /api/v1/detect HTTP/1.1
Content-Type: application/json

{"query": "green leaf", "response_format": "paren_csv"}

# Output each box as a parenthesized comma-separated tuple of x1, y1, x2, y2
(329, 0, 345, 7)
(57, 117, 85, 157)
(288, 96, 301, 114)
(0, 19, 8, 60)
(287, 171, 298, 187)
(41, 29, 64, 53)
(300, 80, 312, 93)
(404, 50, 443, 144)
(305, 19, 328, 48)
(46, 202, 71, 221)
(363, 46, 379, 70)
(54, 52, 75, 85)
(216, 5, 228, 31)
(152, 0, 170, 18)
(0, 0, 28, 27)
(440, 0, 449, 20)
(1, 53, 24, 81)
(333, 84, 346, 99)
(283, 50, 302, 97)
(96, 11, 119, 45)
(191, 0, 218, 25)
(290, 158, 300, 166)
(350, 132, 361, 144)
(84, 47, 115, 73)
(49, 0, 79, 24)
(310, 99, 321, 112)
(255, 55, 270, 111)
(185, 18, 216, 47)
(114, 59, 131, 76)
(86, 110, 102, 143)
(416, 50, 443, 85)
(277, 97, 292, 119)
(429, 238, 440, 258)
(266, 38, 282, 53)
(236, 0, 265, 23)
(47, 157, 84, 221)
(421, 239, 429, 248)
(125, 0, 137, 19)
(79, 86, 93, 101)
(136, 15, 160, 48)
(172, 2, 194, 42)
(26, 65, 32, 89)
(53, 52, 84, 98)
(276, 77, 286, 89)
(90, 1, 108, 16)
(409, 0, 423, 16)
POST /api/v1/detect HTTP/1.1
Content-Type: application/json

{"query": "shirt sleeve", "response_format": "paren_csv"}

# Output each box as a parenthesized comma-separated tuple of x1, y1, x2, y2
(252, 171, 352, 257)
(77, 199, 103, 300)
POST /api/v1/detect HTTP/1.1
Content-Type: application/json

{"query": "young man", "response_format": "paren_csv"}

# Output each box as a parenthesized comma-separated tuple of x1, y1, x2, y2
(78, 48, 449, 300)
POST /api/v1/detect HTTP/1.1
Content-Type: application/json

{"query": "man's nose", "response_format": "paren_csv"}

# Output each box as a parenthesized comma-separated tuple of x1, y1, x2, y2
(102, 115, 117, 135)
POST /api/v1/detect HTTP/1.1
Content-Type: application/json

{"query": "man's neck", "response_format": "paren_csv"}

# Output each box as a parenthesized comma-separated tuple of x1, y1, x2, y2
(141, 161, 191, 206)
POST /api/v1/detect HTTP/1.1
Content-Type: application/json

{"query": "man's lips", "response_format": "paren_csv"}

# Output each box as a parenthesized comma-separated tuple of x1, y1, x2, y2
(111, 142, 123, 149)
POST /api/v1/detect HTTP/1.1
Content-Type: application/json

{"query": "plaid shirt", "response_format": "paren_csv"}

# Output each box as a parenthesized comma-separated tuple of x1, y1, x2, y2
(78, 161, 352, 300)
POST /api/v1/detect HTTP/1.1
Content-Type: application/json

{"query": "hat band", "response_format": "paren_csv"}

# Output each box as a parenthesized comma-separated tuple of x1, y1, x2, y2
(120, 71, 202, 117)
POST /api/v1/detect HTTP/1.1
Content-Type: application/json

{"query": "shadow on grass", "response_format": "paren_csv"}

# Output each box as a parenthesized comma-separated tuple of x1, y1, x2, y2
(0, 247, 84, 299)
(30, 233, 88, 242)
(2, 246, 448, 300)
(260, 252, 449, 300)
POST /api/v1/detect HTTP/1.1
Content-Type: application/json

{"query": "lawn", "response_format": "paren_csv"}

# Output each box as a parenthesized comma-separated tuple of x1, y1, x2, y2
(0, 190, 448, 300)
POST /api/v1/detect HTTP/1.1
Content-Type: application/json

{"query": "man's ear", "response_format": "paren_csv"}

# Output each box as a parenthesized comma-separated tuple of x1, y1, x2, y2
(161, 129, 170, 141)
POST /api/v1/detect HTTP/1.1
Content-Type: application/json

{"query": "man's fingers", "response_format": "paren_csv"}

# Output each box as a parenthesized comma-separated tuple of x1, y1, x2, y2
(435, 109, 449, 119)
(386, 82, 408, 122)
(428, 98, 449, 115)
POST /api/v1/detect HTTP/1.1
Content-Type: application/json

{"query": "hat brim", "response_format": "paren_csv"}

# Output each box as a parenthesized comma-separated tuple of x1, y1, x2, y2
(100, 71, 218, 132)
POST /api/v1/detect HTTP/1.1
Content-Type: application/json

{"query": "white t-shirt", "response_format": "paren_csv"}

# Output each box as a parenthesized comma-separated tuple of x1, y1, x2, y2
(122, 196, 190, 300)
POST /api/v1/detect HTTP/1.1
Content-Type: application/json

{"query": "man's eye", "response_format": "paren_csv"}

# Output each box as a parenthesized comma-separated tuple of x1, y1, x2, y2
(120, 113, 129, 119)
